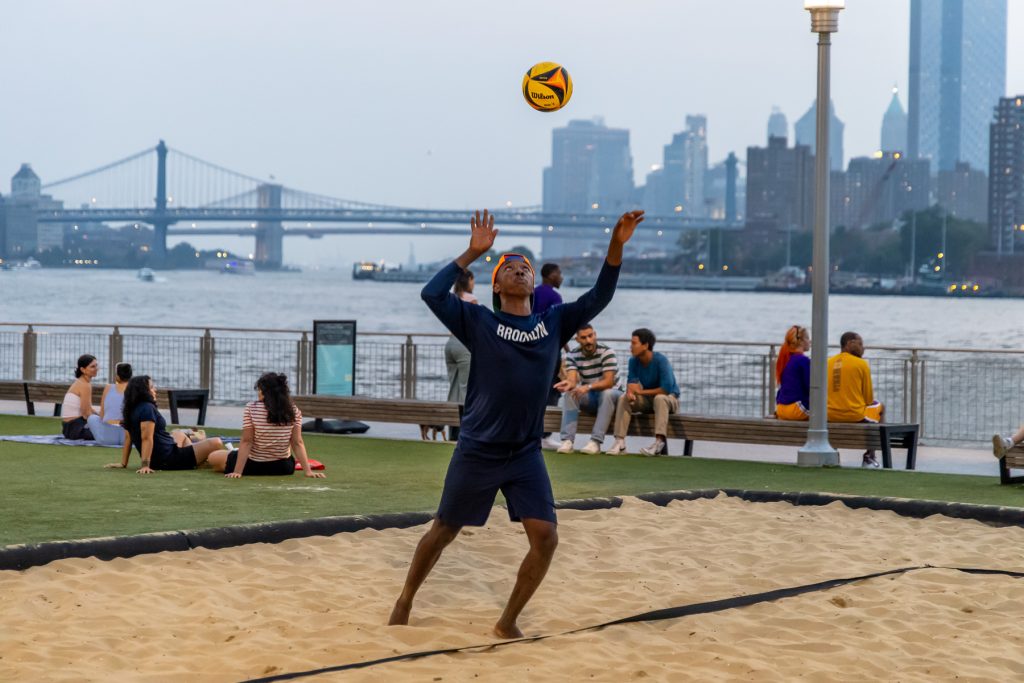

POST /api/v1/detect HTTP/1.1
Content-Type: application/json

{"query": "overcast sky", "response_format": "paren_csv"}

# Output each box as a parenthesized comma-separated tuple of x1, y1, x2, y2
(2, 0, 1021, 265)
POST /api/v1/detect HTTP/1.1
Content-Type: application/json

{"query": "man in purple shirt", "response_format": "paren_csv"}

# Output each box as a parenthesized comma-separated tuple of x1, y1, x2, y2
(535, 263, 565, 445)
(533, 263, 563, 315)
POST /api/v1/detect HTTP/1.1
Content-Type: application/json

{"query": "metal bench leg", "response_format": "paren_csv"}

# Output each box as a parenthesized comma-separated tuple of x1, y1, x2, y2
(683, 440, 693, 457)
(1000, 456, 1012, 484)
(879, 426, 893, 469)
(196, 399, 208, 426)
(22, 384, 34, 416)
(53, 402, 62, 418)
(905, 431, 918, 470)
(169, 395, 180, 425)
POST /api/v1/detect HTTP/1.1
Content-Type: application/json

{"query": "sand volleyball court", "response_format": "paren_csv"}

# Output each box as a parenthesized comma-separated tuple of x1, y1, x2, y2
(3, 494, 1024, 681)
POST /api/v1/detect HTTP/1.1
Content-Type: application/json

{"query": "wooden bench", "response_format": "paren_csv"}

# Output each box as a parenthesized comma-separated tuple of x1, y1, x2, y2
(0, 380, 29, 404)
(291, 395, 918, 469)
(16, 382, 209, 425)
(292, 395, 461, 427)
(998, 444, 1024, 485)
(543, 410, 918, 470)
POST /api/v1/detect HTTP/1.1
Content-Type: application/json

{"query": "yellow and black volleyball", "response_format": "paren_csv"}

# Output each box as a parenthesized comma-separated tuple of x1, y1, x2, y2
(522, 62, 573, 112)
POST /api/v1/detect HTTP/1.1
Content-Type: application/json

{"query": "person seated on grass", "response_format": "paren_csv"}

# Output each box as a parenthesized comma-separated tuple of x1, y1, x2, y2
(993, 426, 1024, 458)
(827, 331, 885, 468)
(62, 354, 99, 441)
(106, 375, 227, 474)
(208, 372, 324, 479)
(553, 324, 623, 454)
(775, 325, 811, 421)
(86, 362, 132, 446)
(608, 328, 681, 456)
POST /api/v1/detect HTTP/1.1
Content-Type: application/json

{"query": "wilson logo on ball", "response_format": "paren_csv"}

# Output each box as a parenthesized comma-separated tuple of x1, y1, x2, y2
(522, 62, 573, 112)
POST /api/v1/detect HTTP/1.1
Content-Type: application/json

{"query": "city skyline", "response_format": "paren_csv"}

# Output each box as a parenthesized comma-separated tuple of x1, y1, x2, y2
(2, 0, 1022, 264)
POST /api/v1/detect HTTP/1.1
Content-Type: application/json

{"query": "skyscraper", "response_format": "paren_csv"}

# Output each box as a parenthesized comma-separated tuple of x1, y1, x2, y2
(989, 96, 1024, 253)
(542, 118, 634, 214)
(880, 87, 908, 153)
(641, 115, 708, 217)
(794, 99, 844, 171)
(767, 107, 788, 142)
(745, 136, 814, 232)
(907, 0, 1007, 173)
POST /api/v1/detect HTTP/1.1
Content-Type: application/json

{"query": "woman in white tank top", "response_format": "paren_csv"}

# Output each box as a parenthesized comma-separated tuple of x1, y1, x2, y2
(62, 354, 99, 441)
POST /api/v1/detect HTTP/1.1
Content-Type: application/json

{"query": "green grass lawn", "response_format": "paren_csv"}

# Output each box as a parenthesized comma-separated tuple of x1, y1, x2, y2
(1, 414, 1021, 547)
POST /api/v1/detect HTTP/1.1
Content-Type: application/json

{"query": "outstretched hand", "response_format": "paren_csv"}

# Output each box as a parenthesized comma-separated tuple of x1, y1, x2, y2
(469, 210, 498, 257)
(610, 210, 645, 246)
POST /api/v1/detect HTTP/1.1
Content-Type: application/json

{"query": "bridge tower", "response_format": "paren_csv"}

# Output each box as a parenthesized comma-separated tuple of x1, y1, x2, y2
(152, 140, 170, 263)
(254, 183, 283, 269)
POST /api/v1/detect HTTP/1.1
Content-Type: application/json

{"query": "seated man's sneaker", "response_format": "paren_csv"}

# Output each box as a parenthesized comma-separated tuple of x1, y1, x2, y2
(606, 439, 627, 455)
(556, 439, 575, 454)
(640, 440, 667, 456)
(993, 435, 1014, 458)
(580, 440, 601, 455)
(861, 453, 880, 468)
(543, 436, 563, 450)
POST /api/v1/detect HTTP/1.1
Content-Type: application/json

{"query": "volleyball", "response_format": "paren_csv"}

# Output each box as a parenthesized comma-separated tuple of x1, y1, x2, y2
(522, 62, 573, 112)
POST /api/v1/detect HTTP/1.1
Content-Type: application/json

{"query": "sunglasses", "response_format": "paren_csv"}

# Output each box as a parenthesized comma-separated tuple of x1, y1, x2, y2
(492, 253, 534, 282)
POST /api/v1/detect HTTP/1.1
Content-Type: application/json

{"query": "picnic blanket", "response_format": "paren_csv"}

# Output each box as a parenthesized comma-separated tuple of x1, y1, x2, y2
(0, 435, 119, 448)
(0, 435, 241, 449)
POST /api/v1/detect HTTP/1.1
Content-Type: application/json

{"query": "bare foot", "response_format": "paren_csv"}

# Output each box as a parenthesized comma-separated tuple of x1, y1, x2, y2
(492, 621, 524, 639)
(388, 601, 411, 626)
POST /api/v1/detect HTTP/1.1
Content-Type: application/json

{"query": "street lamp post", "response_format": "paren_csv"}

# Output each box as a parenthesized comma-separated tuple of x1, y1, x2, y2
(798, 0, 844, 468)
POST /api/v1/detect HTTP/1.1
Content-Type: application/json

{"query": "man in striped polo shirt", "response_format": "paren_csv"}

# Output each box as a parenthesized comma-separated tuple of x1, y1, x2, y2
(554, 324, 623, 454)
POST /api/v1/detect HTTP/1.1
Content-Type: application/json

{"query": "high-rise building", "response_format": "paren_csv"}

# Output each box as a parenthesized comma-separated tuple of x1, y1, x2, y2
(938, 162, 988, 224)
(3, 164, 64, 256)
(542, 117, 634, 214)
(767, 107, 788, 142)
(881, 87, 908, 153)
(907, 0, 1007, 172)
(837, 152, 930, 229)
(794, 99, 844, 171)
(641, 115, 708, 217)
(989, 96, 1024, 253)
(705, 153, 745, 222)
(745, 136, 814, 231)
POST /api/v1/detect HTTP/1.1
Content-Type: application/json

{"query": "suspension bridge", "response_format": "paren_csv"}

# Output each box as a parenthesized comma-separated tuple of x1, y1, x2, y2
(35, 141, 741, 267)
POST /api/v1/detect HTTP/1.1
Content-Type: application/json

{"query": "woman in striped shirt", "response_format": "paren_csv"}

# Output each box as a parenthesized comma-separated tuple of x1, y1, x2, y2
(211, 372, 325, 478)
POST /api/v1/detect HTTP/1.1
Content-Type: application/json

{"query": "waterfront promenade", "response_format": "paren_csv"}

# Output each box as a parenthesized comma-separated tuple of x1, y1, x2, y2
(0, 399, 996, 477)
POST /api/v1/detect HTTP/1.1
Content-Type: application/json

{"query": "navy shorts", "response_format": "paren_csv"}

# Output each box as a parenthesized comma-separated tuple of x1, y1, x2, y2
(152, 445, 197, 471)
(436, 441, 556, 527)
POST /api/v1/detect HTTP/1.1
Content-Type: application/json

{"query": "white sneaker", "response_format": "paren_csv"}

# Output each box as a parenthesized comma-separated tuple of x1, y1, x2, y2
(639, 440, 668, 457)
(542, 436, 563, 450)
(556, 439, 575, 454)
(993, 435, 1014, 458)
(580, 440, 601, 455)
(606, 439, 627, 455)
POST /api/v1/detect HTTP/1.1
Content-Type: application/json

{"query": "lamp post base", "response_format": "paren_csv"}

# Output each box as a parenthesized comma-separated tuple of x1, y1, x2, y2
(797, 431, 840, 467)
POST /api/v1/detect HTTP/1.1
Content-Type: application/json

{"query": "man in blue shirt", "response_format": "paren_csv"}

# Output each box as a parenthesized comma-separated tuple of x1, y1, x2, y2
(609, 328, 680, 456)
(389, 208, 644, 639)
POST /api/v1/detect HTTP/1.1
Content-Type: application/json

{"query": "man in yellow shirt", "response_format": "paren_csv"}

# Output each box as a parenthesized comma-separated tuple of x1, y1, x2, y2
(827, 332, 885, 468)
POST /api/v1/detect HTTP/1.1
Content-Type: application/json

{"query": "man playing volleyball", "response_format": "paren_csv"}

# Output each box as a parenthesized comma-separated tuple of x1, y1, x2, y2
(388, 208, 643, 638)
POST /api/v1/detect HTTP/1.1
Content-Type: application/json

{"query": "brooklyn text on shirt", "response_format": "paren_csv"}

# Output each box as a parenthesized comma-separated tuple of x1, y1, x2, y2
(495, 321, 550, 344)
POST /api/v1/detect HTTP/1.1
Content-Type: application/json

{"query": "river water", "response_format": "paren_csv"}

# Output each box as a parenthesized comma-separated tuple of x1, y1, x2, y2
(1, 267, 1022, 350)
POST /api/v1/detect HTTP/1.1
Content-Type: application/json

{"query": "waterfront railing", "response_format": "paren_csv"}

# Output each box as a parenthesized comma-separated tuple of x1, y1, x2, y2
(0, 322, 1020, 447)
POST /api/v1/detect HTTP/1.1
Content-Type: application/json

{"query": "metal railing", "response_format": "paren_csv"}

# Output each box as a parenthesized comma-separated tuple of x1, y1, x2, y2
(0, 322, 1021, 446)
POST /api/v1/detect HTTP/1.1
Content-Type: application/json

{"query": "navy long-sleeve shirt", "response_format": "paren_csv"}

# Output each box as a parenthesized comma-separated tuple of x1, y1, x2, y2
(422, 259, 620, 449)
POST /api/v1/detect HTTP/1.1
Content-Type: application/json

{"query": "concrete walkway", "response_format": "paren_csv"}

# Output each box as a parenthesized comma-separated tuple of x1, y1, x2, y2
(1, 400, 1001, 478)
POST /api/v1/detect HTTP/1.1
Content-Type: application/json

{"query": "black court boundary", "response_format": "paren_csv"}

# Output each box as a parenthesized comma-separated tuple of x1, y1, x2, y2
(4, 488, 1024, 571)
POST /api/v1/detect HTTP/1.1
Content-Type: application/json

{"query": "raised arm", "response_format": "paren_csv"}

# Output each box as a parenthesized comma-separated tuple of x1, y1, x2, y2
(560, 210, 644, 339)
(421, 210, 497, 343)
